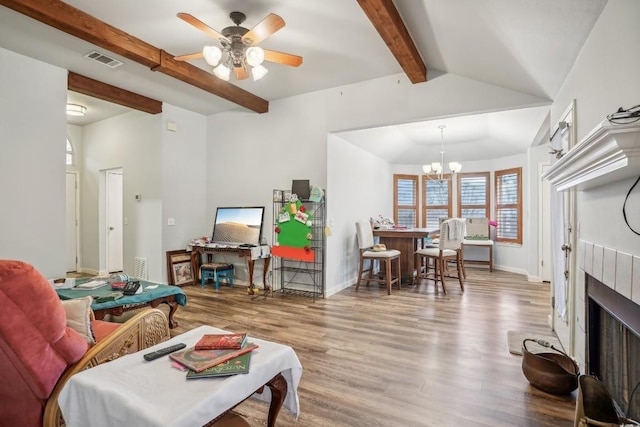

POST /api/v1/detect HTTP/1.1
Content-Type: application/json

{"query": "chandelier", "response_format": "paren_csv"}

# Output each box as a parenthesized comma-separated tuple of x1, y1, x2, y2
(422, 125, 462, 180)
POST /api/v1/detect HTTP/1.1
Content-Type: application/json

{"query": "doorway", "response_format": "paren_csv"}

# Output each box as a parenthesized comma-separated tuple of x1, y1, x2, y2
(549, 101, 576, 349)
(65, 172, 79, 272)
(105, 168, 123, 273)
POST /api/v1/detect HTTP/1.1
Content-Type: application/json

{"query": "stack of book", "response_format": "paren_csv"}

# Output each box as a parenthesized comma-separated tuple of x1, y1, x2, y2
(169, 333, 258, 379)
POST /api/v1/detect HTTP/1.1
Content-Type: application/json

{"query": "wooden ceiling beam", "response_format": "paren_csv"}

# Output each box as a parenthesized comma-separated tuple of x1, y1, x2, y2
(68, 72, 163, 115)
(357, 0, 427, 84)
(0, 0, 269, 113)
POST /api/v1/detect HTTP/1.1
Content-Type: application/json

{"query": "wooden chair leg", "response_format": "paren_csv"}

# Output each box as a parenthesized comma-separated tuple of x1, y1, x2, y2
(460, 245, 467, 279)
(356, 256, 364, 290)
(438, 259, 447, 294)
(456, 253, 464, 291)
(385, 259, 392, 295)
(395, 256, 401, 290)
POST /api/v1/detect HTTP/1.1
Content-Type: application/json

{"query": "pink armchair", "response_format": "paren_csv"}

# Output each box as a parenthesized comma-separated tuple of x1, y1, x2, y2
(0, 260, 170, 427)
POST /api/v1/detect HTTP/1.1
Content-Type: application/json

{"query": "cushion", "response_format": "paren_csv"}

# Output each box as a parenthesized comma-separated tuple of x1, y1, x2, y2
(61, 296, 96, 345)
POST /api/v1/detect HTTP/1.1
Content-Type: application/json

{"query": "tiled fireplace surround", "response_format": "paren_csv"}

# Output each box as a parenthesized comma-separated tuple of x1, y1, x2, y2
(575, 239, 640, 365)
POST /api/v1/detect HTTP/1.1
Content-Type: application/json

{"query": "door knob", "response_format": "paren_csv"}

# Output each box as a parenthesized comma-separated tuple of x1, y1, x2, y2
(561, 244, 571, 252)
(109, 227, 115, 231)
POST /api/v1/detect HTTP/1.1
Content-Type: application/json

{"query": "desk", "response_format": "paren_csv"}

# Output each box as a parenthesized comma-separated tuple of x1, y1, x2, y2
(373, 228, 437, 282)
(189, 244, 271, 290)
(58, 325, 303, 427)
(56, 281, 187, 329)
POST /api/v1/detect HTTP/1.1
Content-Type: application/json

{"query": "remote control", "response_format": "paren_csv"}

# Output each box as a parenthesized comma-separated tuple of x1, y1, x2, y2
(143, 343, 186, 361)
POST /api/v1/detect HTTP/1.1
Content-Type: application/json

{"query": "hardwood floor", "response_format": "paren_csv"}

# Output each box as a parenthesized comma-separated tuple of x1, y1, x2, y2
(170, 269, 577, 427)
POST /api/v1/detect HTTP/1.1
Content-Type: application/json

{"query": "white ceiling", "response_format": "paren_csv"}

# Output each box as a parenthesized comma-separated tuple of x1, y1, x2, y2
(0, 0, 607, 161)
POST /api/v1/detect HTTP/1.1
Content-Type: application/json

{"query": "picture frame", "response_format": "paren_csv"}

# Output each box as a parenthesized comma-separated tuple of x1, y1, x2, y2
(166, 249, 194, 286)
(283, 190, 292, 202)
(273, 189, 283, 202)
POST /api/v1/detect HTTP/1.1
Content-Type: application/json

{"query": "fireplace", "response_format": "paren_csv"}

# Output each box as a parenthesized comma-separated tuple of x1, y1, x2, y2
(586, 273, 640, 419)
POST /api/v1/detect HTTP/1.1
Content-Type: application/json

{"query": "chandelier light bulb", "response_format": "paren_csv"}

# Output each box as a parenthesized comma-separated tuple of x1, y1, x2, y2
(422, 164, 432, 174)
(213, 63, 231, 81)
(202, 46, 222, 66)
(245, 46, 265, 66)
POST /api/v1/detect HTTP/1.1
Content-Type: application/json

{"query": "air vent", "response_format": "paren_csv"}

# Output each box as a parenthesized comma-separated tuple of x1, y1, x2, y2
(134, 257, 148, 280)
(83, 50, 123, 69)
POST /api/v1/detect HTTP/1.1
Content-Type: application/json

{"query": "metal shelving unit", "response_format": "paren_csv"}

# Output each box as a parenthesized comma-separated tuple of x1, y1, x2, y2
(271, 189, 325, 300)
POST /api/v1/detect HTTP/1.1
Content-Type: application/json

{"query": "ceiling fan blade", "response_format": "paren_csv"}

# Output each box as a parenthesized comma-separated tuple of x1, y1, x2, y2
(174, 52, 204, 61)
(177, 13, 229, 43)
(263, 49, 303, 67)
(235, 66, 250, 80)
(241, 13, 285, 45)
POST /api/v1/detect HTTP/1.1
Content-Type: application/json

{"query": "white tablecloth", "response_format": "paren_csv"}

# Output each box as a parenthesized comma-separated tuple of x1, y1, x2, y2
(58, 325, 302, 427)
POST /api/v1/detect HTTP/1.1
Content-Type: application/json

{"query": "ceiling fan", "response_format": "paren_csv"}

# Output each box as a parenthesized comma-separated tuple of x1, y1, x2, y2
(174, 11, 303, 82)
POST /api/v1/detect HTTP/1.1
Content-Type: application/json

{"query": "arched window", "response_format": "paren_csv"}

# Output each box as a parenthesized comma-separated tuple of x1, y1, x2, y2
(66, 138, 74, 166)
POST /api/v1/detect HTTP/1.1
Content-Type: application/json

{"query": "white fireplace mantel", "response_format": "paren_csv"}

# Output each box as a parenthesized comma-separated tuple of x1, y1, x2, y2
(542, 119, 640, 191)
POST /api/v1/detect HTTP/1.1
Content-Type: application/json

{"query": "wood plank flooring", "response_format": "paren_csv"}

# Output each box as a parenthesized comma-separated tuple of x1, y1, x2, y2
(169, 269, 577, 427)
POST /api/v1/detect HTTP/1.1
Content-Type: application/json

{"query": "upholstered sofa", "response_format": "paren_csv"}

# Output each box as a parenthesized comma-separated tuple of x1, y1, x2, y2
(0, 260, 170, 427)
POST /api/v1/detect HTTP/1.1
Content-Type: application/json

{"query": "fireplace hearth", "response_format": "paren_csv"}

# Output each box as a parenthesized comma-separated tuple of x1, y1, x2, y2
(586, 274, 640, 419)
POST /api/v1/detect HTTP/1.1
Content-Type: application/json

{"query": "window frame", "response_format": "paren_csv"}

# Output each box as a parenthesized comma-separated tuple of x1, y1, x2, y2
(457, 172, 490, 219)
(495, 167, 523, 244)
(421, 174, 452, 230)
(393, 174, 418, 228)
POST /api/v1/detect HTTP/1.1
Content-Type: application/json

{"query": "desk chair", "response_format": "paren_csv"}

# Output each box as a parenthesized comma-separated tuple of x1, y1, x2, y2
(415, 218, 465, 294)
(355, 219, 401, 295)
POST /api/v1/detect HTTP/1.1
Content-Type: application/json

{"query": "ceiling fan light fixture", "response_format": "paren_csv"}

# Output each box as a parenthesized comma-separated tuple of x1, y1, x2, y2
(213, 63, 231, 81)
(251, 64, 268, 81)
(66, 103, 87, 116)
(202, 45, 222, 66)
(245, 46, 265, 66)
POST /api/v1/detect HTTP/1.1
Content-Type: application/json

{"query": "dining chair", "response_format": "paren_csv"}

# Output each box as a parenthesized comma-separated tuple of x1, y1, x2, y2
(355, 219, 401, 295)
(415, 218, 465, 293)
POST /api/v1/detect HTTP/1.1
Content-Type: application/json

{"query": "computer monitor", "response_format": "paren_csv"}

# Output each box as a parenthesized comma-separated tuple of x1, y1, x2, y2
(211, 206, 265, 246)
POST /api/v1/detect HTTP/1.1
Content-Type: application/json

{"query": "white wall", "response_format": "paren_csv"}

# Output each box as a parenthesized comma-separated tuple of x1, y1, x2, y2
(326, 134, 392, 296)
(0, 47, 67, 278)
(549, 0, 640, 364)
(161, 104, 208, 282)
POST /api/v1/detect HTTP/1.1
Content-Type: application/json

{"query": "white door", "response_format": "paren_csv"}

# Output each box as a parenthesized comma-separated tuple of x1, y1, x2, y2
(106, 170, 123, 273)
(65, 172, 78, 272)
(549, 103, 576, 349)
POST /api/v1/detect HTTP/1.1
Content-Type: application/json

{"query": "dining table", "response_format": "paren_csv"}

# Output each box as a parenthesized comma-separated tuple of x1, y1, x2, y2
(372, 227, 438, 283)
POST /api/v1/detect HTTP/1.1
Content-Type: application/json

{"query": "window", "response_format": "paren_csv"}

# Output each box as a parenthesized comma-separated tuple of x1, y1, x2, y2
(457, 172, 490, 219)
(422, 175, 451, 229)
(393, 174, 418, 227)
(495, 167, 522, 244)
(66, 138, 74, 166)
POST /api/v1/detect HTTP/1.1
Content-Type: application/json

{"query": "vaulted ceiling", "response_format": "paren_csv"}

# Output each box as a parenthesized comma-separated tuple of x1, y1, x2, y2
(0, 0, 608, 162)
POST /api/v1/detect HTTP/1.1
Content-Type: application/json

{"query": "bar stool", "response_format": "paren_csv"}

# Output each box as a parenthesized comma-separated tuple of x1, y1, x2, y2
(200, 263, 234, 289)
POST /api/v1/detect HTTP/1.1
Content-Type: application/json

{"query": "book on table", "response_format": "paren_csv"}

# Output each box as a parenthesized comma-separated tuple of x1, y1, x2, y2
(185, 351, 252, 379)
(194, 333, 248, 350)
(169, 342, 259, 373)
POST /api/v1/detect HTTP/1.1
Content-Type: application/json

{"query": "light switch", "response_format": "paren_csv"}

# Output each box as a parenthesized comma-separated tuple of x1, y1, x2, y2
(168, 218, 175, 226)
